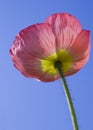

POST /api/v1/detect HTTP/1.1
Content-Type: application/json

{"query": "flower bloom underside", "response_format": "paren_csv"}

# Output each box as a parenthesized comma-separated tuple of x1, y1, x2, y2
(10, 13, 90, 82)
(41, 49, 73, 75)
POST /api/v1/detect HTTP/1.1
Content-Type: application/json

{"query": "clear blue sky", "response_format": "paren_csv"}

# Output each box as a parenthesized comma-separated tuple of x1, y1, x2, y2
(0, 0, 93, 130)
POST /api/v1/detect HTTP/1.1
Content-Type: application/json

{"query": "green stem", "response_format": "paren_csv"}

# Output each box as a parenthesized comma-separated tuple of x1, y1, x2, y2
(55, 61, 78, 130)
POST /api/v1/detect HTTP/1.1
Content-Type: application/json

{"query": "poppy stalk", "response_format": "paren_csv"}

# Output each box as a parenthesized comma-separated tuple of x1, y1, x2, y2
(10, 13, 90, 130)
(55, 61, 78, 130)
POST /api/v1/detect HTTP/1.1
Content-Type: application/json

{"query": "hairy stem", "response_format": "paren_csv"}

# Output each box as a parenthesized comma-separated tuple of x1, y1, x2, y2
(55, 61, 78, 130)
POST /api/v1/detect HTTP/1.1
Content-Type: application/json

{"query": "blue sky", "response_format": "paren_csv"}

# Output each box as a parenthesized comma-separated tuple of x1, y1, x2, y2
(0, 0, 93, 130)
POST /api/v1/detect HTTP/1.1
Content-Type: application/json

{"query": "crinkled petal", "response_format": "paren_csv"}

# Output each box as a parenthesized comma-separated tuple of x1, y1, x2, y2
(45, 13, 82, 50)
(10, 48, 59, 82)
(10, 23, 58, 82)
(11, 23, 56, 59)
(69, 30, 90, 60)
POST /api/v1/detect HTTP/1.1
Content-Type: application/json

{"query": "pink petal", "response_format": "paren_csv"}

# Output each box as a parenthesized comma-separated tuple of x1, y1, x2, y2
(64, 56, 89, 76)
(10, 47, 59, 82)
(12, 23, 56, 59)
(69, 30, 90, 61)
(10, 45, 44, 78)
(38, 73, 59, 82)
(45, 13, 82, 50)
(54, 25, 76, 50)
(45, 13, 81, 33)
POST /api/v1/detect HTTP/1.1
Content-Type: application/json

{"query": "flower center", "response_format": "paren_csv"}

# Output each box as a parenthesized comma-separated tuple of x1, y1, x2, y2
(41, 49, 73, 75)
(54, 60, 62, 68)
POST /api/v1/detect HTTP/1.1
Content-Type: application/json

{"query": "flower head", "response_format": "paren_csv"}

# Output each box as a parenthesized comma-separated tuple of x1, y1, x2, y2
(10, 13, 90, 82)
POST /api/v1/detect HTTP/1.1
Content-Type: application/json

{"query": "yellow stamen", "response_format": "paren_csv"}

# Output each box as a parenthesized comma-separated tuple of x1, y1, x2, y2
(41, 49, 73, 75)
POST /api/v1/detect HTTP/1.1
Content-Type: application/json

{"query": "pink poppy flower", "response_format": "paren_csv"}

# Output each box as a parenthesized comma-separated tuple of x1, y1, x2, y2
(10, 13, 90, 82)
